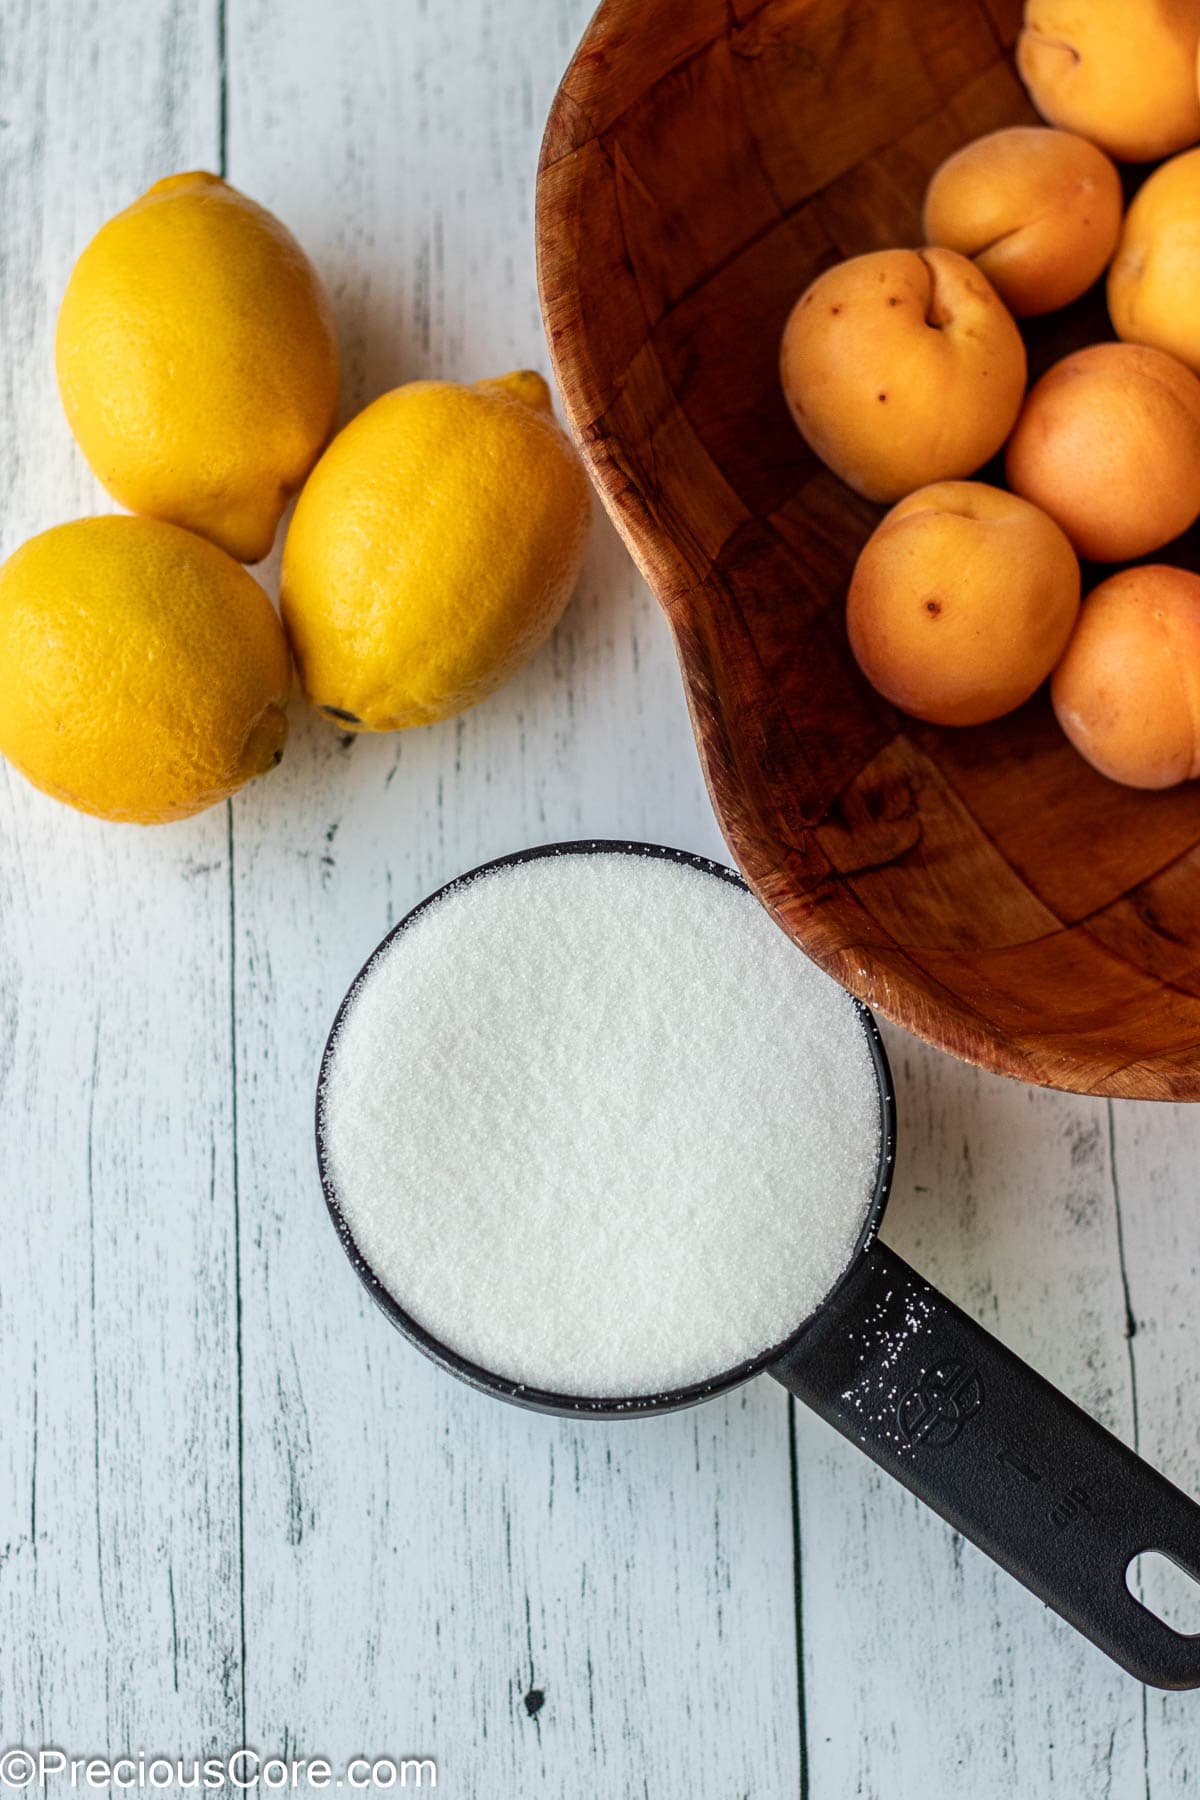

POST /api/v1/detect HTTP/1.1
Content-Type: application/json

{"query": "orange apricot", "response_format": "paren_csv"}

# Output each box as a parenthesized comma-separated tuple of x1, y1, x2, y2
(1051, 566, 1200, 788)
(846, 481, 1080, 727)
(1017, 0, 1200, 163)
(923, 127, 1122, 317)
(1004, 343, 1200, 562)
(779, 248, 1026, 504)
(1109, 148, 1200, 373)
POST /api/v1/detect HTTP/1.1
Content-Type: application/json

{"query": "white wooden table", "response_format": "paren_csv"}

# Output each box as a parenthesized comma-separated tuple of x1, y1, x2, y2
(2, 2, 1199, 1793)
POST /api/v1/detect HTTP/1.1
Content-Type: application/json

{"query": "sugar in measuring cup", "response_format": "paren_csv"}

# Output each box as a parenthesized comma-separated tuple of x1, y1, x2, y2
(316, 841, 1200, 1688)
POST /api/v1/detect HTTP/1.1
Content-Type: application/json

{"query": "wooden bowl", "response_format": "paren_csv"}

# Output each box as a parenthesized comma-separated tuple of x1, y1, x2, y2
(536, 0, 1200, 1100)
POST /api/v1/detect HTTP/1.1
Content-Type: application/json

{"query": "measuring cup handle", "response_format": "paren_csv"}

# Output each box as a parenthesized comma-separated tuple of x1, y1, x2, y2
(770, 1239, 1200, 1688)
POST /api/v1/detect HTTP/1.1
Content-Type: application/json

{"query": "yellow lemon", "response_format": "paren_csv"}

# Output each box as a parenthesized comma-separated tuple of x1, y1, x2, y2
(0, 516, 291, 823)
(56, 172, 340, 563)
(279, 371, 591, 730)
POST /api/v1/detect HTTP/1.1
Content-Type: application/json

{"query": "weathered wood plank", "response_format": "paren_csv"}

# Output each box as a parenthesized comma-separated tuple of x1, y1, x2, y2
(227, 0, 803, 1790)
(799, 1034, 1147, 1797)
(1110, 1100, 1200, 1794)
(0, 0, 239, 1747)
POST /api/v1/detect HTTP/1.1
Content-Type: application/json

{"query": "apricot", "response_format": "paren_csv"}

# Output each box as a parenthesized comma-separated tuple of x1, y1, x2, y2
(846, 481, 1080, 727)
(922, 127, 1122, 317)
(1017, 0, 1200, 163)
(779, 248, 1026, 504)
(1109, 148, 1200, 373)
(1004, 343, 1200, 562)
(1052, 567, 1200, 788)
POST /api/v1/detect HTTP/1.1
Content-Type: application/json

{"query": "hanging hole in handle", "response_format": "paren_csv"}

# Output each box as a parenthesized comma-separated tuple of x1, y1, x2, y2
(1127, 1551, 1200, 1637)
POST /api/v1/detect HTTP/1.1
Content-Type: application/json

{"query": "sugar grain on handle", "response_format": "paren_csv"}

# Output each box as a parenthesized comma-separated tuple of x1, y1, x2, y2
(319, 851, 881, 1398)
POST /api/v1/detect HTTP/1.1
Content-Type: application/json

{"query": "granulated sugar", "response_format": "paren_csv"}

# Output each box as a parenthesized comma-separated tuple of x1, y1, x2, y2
(319, 849, 881, 1399)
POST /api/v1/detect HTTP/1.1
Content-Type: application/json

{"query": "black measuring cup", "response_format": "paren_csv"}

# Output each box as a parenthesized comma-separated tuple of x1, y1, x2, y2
(316, 840, 1200, 1689)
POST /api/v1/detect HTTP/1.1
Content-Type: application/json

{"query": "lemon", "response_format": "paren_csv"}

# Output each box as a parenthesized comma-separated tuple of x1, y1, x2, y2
(0, 516, 291, 823)
(279, 371, 591, 730)
(56, 172, 340, 564)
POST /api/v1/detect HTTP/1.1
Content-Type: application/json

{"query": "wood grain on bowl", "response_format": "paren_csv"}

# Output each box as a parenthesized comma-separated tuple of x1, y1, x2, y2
(536, 0, 1200, 1099)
